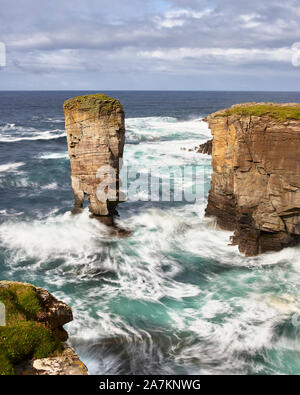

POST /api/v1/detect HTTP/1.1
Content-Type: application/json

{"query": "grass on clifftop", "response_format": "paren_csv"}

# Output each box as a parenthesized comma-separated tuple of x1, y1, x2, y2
(220, 104, 300, 122)
(0, 282, 63, 375)
(63, 93, 123, 115)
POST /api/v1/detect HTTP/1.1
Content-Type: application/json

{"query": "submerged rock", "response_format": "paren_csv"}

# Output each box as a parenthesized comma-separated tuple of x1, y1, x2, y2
(0, 281, 88, 375)
(63, 94, 125, 216)
(205, 102, 300, 256)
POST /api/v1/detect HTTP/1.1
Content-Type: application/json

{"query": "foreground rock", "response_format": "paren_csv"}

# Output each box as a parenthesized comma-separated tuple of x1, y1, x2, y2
(0, 281, 88, 375)
(205, 102, 300, 256)
(64, 94, 125, 216)
(15, 345, 87, 375)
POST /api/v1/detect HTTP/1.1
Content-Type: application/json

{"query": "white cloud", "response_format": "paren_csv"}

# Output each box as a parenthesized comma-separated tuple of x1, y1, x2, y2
(239, 14, 261, 29)
(240, 13, 260, 23)
(10, 35, 52, 49)
(154, 7, 213, 29)
(138, 47, 293, 64)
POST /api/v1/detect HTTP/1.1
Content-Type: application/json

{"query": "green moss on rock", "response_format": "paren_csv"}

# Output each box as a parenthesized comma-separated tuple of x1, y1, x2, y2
(219, 104, 300, 122)
(63, 94, 123, 115)
(0, 282, 63, 375)
(0, 282, 41, 323)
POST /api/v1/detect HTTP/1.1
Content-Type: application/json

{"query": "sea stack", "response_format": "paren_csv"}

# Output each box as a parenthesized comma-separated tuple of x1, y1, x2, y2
(63, 94, 125, 216)
(205, 102, 300, 256)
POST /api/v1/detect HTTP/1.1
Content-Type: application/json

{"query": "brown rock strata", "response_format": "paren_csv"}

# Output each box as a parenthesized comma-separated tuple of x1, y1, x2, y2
(205, 102, 300, 256)
(63, 94, 125, 216)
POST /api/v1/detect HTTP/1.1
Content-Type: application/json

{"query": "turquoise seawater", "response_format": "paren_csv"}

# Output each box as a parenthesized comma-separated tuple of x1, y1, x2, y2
(0, 91, 300, 374)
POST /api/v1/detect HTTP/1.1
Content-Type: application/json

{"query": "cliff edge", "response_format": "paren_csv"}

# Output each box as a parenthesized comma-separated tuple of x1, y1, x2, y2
(0, 281, 88, 375)
(205, 102, 300, 256)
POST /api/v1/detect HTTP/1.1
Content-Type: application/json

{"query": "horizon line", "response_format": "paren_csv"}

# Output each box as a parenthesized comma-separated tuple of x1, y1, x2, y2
(1, 89, 300, 93)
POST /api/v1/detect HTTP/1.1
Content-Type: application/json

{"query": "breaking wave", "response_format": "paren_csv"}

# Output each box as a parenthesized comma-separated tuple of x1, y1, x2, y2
(39, 152, 68, 160)
(0, 162, 25, 173)
(0, 123, 65, 142)
(125, 117, 210, 144)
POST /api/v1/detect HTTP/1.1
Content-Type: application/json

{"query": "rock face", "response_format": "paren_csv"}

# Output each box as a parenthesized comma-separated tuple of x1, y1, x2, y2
(35, 286, 73, 342)
(205, 102, 300, 256)
(0, 281, 88, 375)
(64, 94, 125, 216)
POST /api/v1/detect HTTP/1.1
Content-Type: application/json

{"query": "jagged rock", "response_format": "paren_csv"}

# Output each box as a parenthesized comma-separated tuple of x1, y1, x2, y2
(63, 94, 125, 216)
(186, 140, 213, 155)
(0, 281, 87, 375)
(35, 287, 73, 341)
(196, 139, 213, 155)
(205, 102, 300, 256)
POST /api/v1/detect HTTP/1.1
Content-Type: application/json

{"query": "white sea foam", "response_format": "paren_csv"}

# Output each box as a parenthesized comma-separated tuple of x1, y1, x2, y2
(125, 116, 211, 144)
(39, 152, 68, 160)
(0, 123, 37, 133)
(42, 118, 64, 123)
(0, 162, 25, 173)
(41, 182, 58, 190)
(0, 210, 109, 265)
(0, 209, 24, 217)
(0, 127, 65, 142)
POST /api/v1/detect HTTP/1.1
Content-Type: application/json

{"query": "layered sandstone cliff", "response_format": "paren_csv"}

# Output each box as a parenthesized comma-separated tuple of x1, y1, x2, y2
(0, 281, 88, 375)
(205, 103, 300, 256)
(64, 94, 125, 216)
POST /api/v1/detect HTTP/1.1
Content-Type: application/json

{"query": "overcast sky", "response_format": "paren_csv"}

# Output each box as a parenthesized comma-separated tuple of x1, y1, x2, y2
(0, 0, 300, 90)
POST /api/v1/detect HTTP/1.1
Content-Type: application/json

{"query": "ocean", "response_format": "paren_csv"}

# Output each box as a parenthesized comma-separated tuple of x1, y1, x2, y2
(1, 90, 300, 375)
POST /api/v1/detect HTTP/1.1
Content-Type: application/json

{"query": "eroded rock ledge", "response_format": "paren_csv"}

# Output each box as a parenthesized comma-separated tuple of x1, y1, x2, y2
(205, 102, 300, 256)
(0, 281, 88, 375)
(64, 94, 125, 216)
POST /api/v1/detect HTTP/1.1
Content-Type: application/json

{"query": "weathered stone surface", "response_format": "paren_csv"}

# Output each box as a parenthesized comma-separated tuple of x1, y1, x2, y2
(64, 94, 125, 216)
(21, 345, 88, 375)
(35, 287, 73, 341)
(205, 102, 300, 256)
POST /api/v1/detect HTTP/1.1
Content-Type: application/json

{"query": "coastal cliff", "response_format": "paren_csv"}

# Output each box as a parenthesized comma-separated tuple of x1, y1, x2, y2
(205, 102, 300, 256)
(0, 281, 88, 375)
(63, 94, 125, 216)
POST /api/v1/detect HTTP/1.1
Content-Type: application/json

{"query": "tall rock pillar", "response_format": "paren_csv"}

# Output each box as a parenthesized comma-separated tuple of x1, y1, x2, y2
(63, 94, 125, 216)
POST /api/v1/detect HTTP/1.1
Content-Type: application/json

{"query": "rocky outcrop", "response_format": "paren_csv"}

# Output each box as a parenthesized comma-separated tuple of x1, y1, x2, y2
(16, 345, 88, 375)
(205, 102, 300, 256)
(0, 281, 88, 375)
(196, 139, 213, 155)
(185, 139, 212, 154)
(34, 286, 73, 342)
(64, 94, 125, 216)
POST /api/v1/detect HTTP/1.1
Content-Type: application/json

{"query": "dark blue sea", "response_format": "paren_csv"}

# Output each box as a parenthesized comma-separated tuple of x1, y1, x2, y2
(1, 91, 300, 375)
